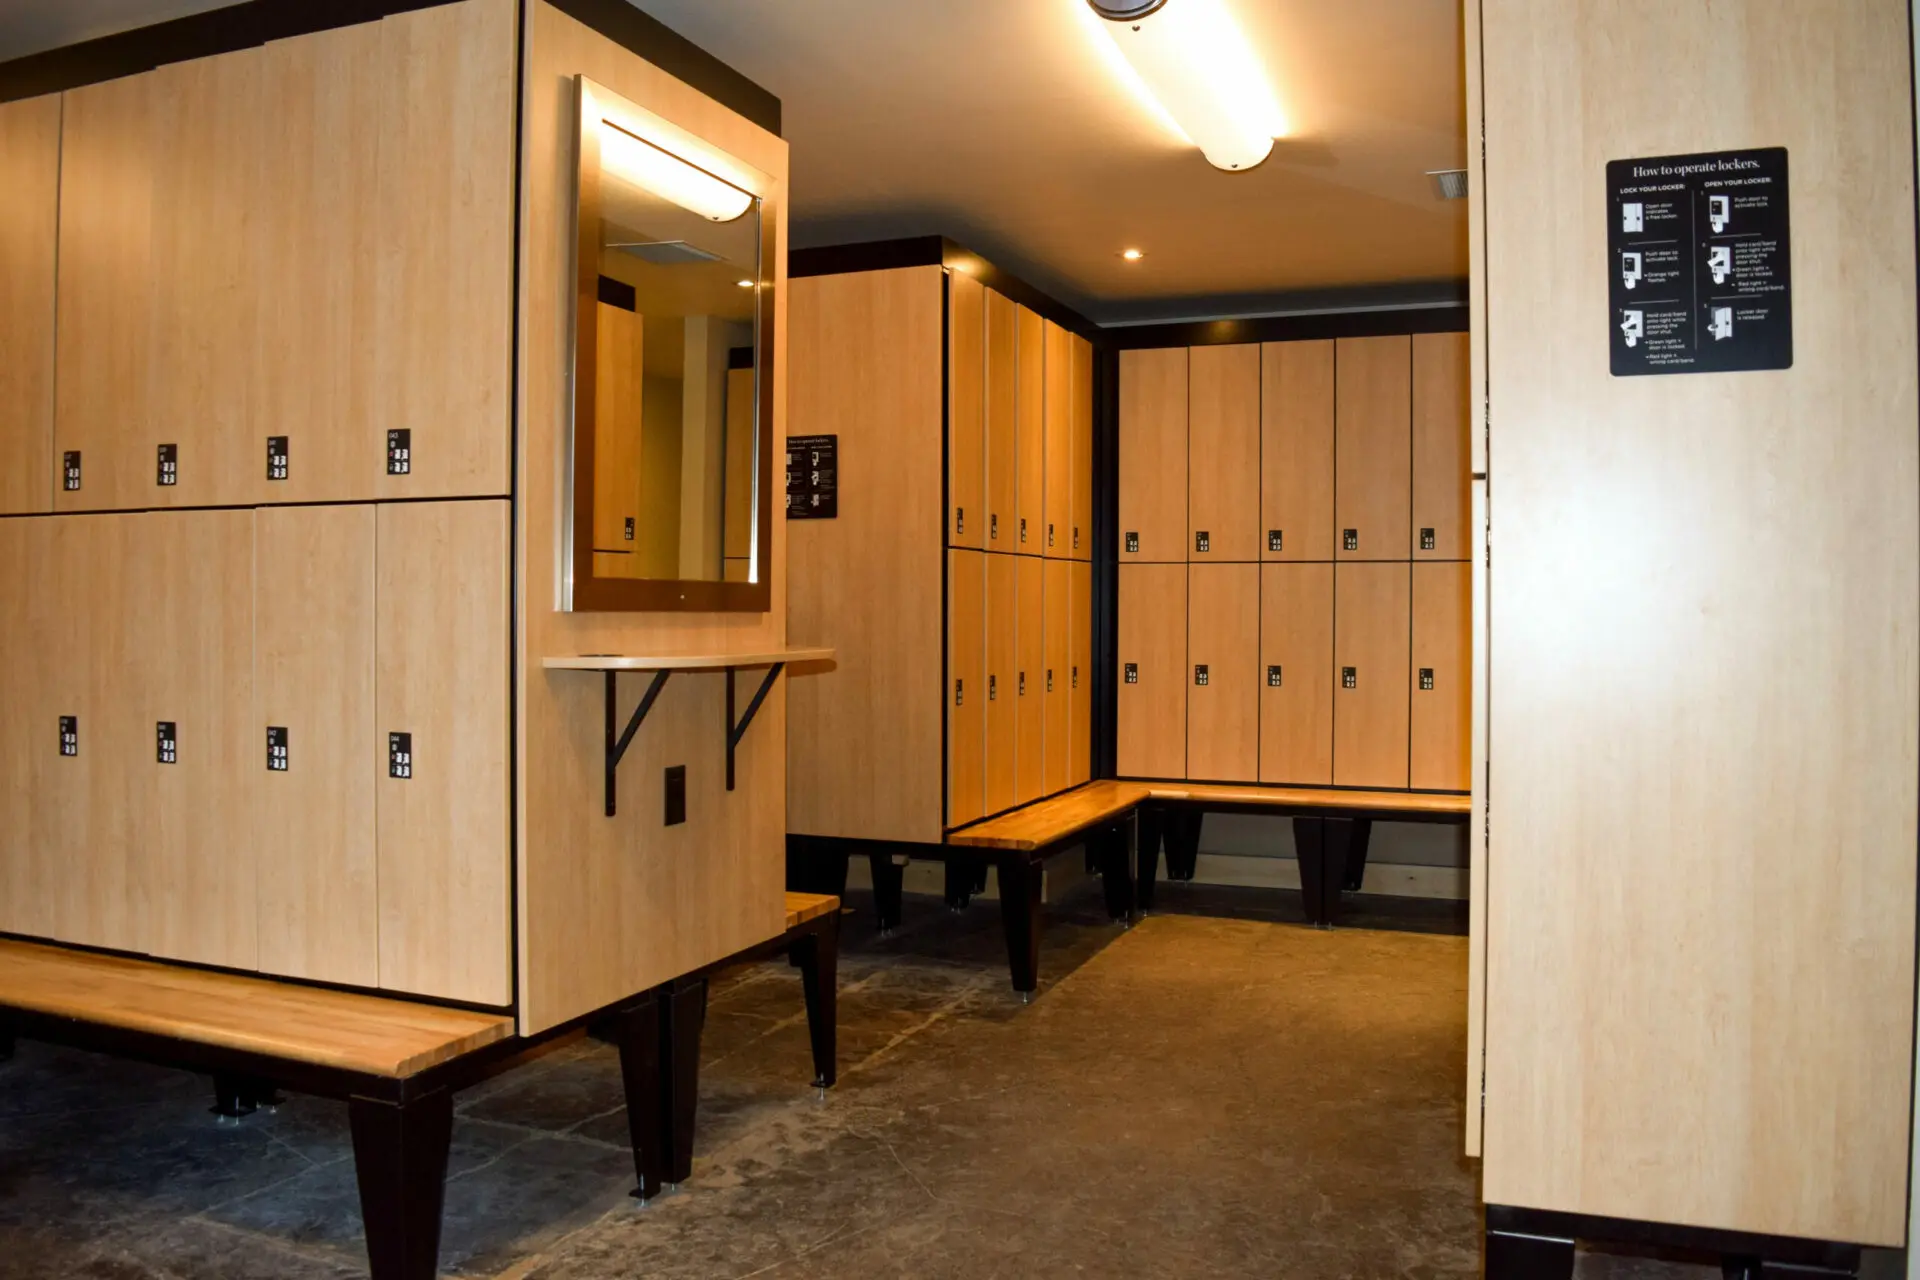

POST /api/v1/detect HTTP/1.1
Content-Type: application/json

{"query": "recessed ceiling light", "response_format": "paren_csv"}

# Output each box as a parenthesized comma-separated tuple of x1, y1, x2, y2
(1121, 248, 1145, 261)
(736, 279, 755, 288)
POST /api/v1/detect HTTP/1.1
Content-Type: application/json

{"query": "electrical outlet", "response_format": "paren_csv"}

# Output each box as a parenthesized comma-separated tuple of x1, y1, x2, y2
(664, 765, 687, 826)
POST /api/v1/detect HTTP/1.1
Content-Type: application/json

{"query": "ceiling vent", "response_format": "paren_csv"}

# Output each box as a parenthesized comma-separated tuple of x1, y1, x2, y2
(1427, 169, 1469, 200)
(610, 239, 723, 266)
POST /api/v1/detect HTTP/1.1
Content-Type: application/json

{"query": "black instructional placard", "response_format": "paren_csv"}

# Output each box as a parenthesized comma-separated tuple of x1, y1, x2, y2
(786, 433, 837, 519)
(1608, 147, 1791, 375)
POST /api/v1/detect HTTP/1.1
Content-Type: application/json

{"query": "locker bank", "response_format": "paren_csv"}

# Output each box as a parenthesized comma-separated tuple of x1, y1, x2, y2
(0, 2, 1911, 1278)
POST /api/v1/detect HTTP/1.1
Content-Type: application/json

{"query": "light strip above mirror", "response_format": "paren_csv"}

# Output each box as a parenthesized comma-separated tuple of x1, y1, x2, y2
(581, 78, 772, 220)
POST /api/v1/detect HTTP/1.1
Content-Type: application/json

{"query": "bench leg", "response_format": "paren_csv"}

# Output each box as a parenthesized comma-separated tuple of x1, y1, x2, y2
(997, 857, 1043, 999)
(211, 1073, 283, 1121)
(943, 858, 978, 910)
(788, 916, 840, 1089)
(1165, 810, 1202, 882)
(868, 851, 904, 933)
(349, 1089, 453, 1280)
(1099, 820, 1135, 923)
(614, 989, 667, 1201)
(1136, 805, 1163, 911)
(1485, 1222, 1574, 1280)
(1294, 817, 1328, 927)
(659, 975, 708, 1186)
(1342, 818, 1373, 892)
(1321, 818, 1357, 927)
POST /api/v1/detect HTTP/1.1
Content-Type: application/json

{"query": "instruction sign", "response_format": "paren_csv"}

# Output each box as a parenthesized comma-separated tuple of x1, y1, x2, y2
(1608, 147, 1791, 375)
(786, 434, 838, 519)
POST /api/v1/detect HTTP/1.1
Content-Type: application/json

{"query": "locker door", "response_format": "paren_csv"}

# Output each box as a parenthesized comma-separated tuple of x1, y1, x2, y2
(254, 504, 378, 987)
(1261, 340, 1334, 561)
(375, 500, 511, 1002)
(985, 290, 1017, 549)
(0, 93, 59, 516)
(1333, 562, 1410, 789)
(1260, 562, 1334, 785)
(1015, 305, 1046, 552)
(140, 509, 257, 970)
(1411, 561, 1470, 791)
(1043, 558, 1072, 793)
(593, 301, 644, 561)
(1188, 343, 1261, 562)
(1042, 320, 1073, 559)
(1015, 555, 1046, 803)
(947, 549, 987, 827)
(985, 553, 1017, 816)
(948, 271, 985, 549)
(1069, 560, 1092, 785)
(1413, 331, 1470, 560)
(1335, 335, 1412, 561)
(1119, 347, 1187, 562)
(0, 518, 44, 934)
(1117, 563, 1187, 779)
(1070, 333, 1093, 561)
(1187, 563, 1258, 782)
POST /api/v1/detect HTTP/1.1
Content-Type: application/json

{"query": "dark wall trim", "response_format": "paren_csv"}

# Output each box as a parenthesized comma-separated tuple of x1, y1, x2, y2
(596, 274, 636, 312)
(790, 236, 1102, 343)
(1102, 304, 1468, 350)
(545, 0, 779, 136)
(1091, 346, 1119, 781)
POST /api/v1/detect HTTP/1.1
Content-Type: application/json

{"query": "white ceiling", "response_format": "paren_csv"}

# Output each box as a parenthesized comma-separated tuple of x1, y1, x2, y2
(0, 0, 1469, 325)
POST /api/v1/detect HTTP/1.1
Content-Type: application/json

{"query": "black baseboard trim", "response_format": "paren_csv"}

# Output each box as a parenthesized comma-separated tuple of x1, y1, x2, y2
(1485, 1203, 1865, 1273)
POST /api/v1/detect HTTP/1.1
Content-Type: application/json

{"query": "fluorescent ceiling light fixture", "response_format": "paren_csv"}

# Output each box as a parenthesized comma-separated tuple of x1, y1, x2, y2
(599, 120, 753, 222)
(1087, 0, 1286, 172)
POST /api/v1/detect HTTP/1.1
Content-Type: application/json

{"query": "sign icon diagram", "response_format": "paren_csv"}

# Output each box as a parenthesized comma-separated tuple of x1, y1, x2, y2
(1622, 202, 1644, 232)
(1708, 244, 1732, 285)
(1620, 310, 1644, 348)
(1708, 194, 1731, 233)
(1621, 251, 1643, 289)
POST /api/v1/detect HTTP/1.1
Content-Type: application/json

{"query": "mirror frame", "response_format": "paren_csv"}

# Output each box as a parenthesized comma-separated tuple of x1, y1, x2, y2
(567, 76, 776, 612)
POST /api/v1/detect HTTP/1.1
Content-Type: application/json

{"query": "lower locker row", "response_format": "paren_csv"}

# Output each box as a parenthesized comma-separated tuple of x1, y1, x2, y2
(0, 502, 511, 1005)
(946, 551, 1091, 828)
(1117, 561, 1469, 791)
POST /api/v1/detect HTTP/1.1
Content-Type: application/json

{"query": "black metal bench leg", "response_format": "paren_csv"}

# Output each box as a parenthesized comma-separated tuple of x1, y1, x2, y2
(788, 916, 839, 1089)
(997, 856, 1043, 999)
(1136, 804, 1163, 911)
(658, 975, 708, 1186)
(1321, 818, 1356, 927)
(1293, 817, 1328, 927)
(614, 989, 666, 1201)
(211, 1072, 283, 1120)
(868, 851, 904, 933)
(1485, 1222, 1574, 1280)
(349, 1088, 453, 1280)
(1099, 821, 1135, 923)
(1342, 817, 1373, 892)
(943, 858, 977, 910)
(1166, 809, 1202, 881)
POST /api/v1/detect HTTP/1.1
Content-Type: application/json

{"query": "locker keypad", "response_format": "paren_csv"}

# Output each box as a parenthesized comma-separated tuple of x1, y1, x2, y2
(267, 436, 289, 482)
(156, 721, 176, 764)
(624, 517, 635, 541)
(1020, 518, 1028, 544)
(1343, 529, 1358, 552)
(1046, 669, 1054, 692)
(991, 514, 999, 540)
(1195, 531, 1210, 554)
(157, 444, 178, 487)
(1268, 530, 1283, 553)
(1420, 528, 1436, 551)
(954, 678, 964, 707)
(1419, 668, 1435, 691)
(988, 675, 996, 701)
(62, 451, 81, 492)
(1126, 531, 1139, 553)
(1073, 526, 1080, 550)
(1342, 667, 1357, 689)
(1071, 666, 1078, 689)
(1193, 665, 1209, 686)
(1020, 671, 1028, 695)
(387, 429, 411, 476)
(1047, 522, 1055, 547)
(388, 732, 413, 779)
(1123, 664, 1137, 685)
(1268, 665, 1282, 688)
(955, 507, 964, 536)
(267, 726, 289, 771)
(59, 716, 77, 757)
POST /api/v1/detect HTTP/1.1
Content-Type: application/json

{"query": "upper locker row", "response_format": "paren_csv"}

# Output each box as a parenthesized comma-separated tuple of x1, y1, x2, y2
(0, 0, 515, 515)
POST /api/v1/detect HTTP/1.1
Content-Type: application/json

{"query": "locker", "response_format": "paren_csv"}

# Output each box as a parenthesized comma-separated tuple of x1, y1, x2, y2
(948, 271, 985, 548)
(1070, 333, 1093, 560)
(0, 93, 59, 516)
(375, 501, 511, 1002)
(1043, 558, 1071, 793)
(1261, 340, 1334, 561)
(1015, 555, 1046, 803)
(1335, 335, 1411, 560)
(1042, 319, 1073, 559)
(1410, 561, 1469, 791)
(1015, 305, 1045, 552)
(1117, 563, 1186, 779)
(140, 509, 257, 970)
(1333, 561, 1410, 789)
(1187, 563, 1259, 782)
(1260, 562, 1334, 785)
(946, 549, 986, 826)
(593, 301, 644, 553)
(254, 504, 378, 988)
(1187, 344, 1261, 562)
(0, 519, 43, 935)
(1412, 331, 1470, 560)
(1118, 347, 1187, 563)
(985, 553, 1017, 815)
(985, 289, 1017, 549)
(1069, 560, 1092, 785)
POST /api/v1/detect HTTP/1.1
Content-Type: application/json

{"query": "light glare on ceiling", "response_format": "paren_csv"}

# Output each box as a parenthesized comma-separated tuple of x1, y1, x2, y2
(599, 121, 754, 222)
(1089, 0, 1286, 172)
(1121, 248, 1144, 260)
(736, 278, 755, 288)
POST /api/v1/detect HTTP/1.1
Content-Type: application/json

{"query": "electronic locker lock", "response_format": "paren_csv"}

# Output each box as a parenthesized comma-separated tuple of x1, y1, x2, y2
(1267, 665, 1282, 687)
(1048, 522, 1055, 547)
(954, 678, 964, 706)
(1124, 663, 1138, 684)
(1420, 528, 1436, 551)
(1342, 667, 1357, 689)
(1195, 531, 1210, 553)
(1194, 664, 1209, 686)
(1020, 671, 1027, 695)
(1020, 517, 1028, 543)
(1343, 529, 1358, 552)
(1073, 526, 1080, 550)
(991, 513, 999, 540)
(1126, 531, 1139, 553)
(1047, 668, 1054, 692)
(1419, 668, 1435, 691)
(955, 507, 964, 536)
(989, 674, 997, 700)
(1071, 666, 1078, 689)
(1268, 530, 1283, 553)
(157, 444, 178, 487)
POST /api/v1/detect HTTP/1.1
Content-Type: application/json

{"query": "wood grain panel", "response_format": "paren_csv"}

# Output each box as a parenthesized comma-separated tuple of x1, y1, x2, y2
(376, 500, 511, 1005)
(1410, 561, 1468, 791)
(947, 779, 1148, 850)
(1119, 346, 1187, 563)
(1465, 476, 1487, 1156)
(0, 94, 58, 516)
(1260, 562, 1333, 785)
(0, 518, 47, 936)
(593, 301, 644, 551)
(1070, 333, 1093, 560)
(1334, 335, 1411, 561)
(1412, 331, 1469, 560)
(1014, 554, 1045, 804)
(1015, 305, 1046, 553)
(1117, 563, 1186, 779)
(1187, 343, 1261, 562)
(724, 366, 754, 563)
(1042, 320, 1073, 559)
(1480, 0, 1917, 1243)
(946, 549, 986, 827)
(254, 504, 378, 988)
(985, 552, 1017, 815)
(948, 271, 985, 549)
(1069, 560, 1091, 785)
(1187, 563, 1258, 782)
(984, 289, 1017, 549)
(1042, 558, 1072, 794)
(1332, 561, 1408, 789)
(1261, 340, 1334, 561)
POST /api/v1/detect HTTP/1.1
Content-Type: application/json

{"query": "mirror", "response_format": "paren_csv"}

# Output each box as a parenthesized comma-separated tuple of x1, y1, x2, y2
(569, 77, 775, 612)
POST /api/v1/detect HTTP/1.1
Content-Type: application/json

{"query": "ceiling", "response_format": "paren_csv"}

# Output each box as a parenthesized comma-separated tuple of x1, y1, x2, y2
(0, 0, 1470, 326)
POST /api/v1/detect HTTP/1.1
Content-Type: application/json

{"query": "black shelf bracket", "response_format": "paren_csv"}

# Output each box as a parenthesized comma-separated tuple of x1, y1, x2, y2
(604, 669, 672, 817)
(726, 664, 785, 791)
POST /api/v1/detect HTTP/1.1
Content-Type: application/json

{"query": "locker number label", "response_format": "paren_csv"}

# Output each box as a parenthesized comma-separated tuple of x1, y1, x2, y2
(157, 721, 177, 764)
(387, 429, 411, 476)
(157, 444, 178, 487)
(63, 451, 81, 492)
(1419, 668, 1435, 691)
(267, 436, 289, 482)
(1342, 667, 1357, 689)
(1195, 531, 1210, 554)
(1268, 530, 1283, 553)
(267, 726, 289, 771)
(59, 716, 77, 757)
(389, 732, 413, 779)
(1420, 528, 1436, 551)
(1268, 665, 1283, 688)
(1193, 664, 1209, 687)
(1343, 529, 1358, 552)
(1124, 664, 1137, 685)
(1126, 531, 1139, 554)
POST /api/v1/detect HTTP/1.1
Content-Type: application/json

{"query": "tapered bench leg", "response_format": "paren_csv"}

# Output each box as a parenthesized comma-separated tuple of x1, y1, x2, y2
(998, 856, 1043, 998)
(1485, 1223, 1574, 1280)
(1165, 809, 1202, 881)
(789, 915, 839, 1088)
(613, 990, 666, 1201)
(943, 858, 977, 910)
(1293, 817, 1328, 927)
(1100, 820, 1136, 922)
(349, 1089, 454, 1280)
(1321, 818, 1357, 927)
(1341, 818, 1373, 892)
(1136, 805, 1164, 911)
(658, 975, 708, 1186)
(868, 851, 904, 933)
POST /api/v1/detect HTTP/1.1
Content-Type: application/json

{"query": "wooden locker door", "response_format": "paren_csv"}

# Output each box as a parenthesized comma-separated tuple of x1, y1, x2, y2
(948, 271, 985, 549)
(1014, 555, 1046, 804)
(0, 93, 59, 516)
(375, 500, 510, 1003)
(947, 549, 987, 827)
(1042, 559, 1071, 793)
(1411, 562, 1470, 790)
(1042, 320, 1073, 559)
(1118, 346, 1187, 563)
(1069, 560, 1091, 785)
(254, 504, 378, 988)
(1014, 306, 1046, 553)
(1413, 332, 1470, 560)
(593, 301, 644, 562)
(985, 554, 1017, 816)
(1117, 563, 1186, 779)
(1187, 564, 1258, 782)
(984, 289, 1017, 550)
(0, 518, 45, 935)
(1187, 344, 1261, 562)
(139, 510, 257, 970)
(1333, 562, 1410, 789)
(1260, 562, 1333, 785)
(1335, 335, 1411, 561)
(1261, 340, 1334, 561)
(1070, 333, 1093, 561)
(54, 73, 155, 512)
